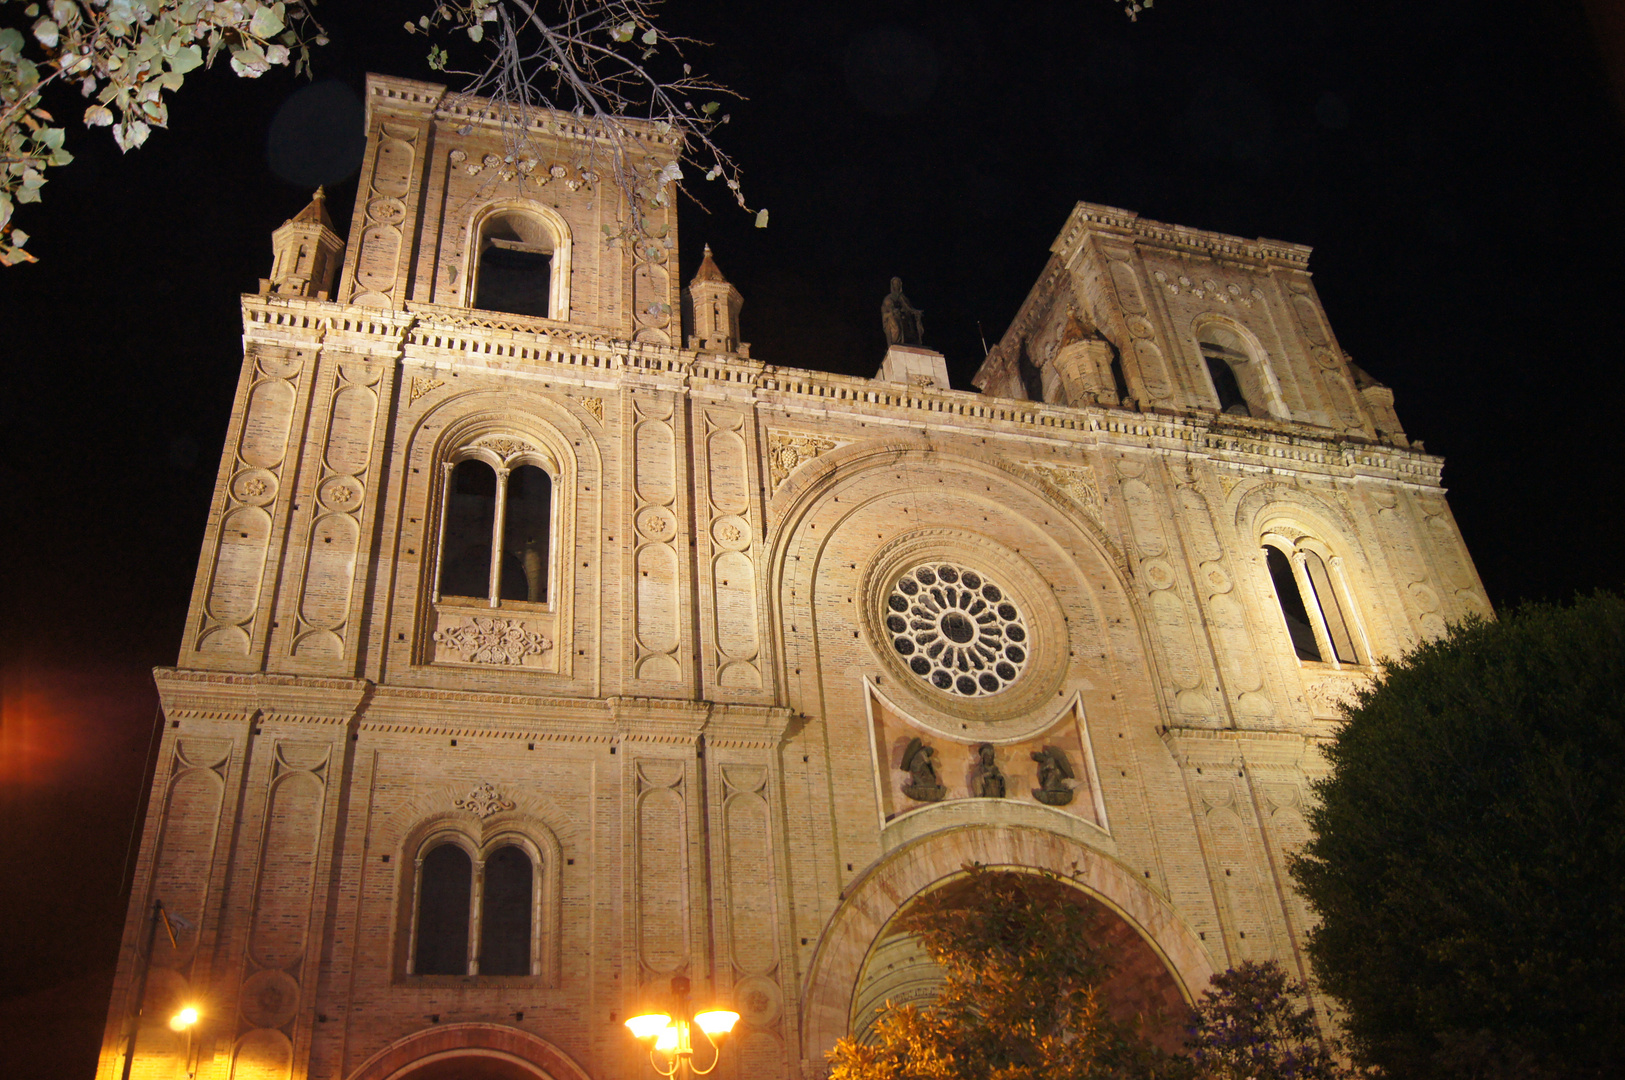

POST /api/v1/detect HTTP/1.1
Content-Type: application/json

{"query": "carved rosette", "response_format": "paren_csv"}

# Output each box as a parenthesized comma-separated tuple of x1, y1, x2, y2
(454, 781, 516, 818)
(766, 430, 841, 491)
(434, 616, 553, 665)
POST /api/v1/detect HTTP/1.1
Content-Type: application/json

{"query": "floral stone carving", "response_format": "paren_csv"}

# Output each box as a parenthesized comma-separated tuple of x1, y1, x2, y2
(434, 616, 553, 665)
(766, 429, 841, 491)
(1026, 461, 1102, 521)
(454, 781, 515, 818)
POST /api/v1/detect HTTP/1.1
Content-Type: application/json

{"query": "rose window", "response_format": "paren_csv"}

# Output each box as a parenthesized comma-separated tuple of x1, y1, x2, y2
(885, 563, 1029, 696)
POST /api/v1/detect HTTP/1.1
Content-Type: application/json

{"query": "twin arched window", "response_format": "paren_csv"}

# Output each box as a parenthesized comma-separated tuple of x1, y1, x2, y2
(1262, 535, 1366, 666)
(438, 456, 553, 606)
(411, 840, 538, 977)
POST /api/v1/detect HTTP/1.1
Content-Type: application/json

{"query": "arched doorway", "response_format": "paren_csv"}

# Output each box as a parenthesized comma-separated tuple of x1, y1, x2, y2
(346, 1023, 592, 1080)
(800, 826, 1215, 1062)
(849, 870, 1192, 1053)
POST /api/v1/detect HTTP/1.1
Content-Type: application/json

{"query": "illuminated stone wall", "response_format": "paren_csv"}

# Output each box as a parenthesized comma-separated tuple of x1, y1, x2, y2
(96, 73, 1487, 1080)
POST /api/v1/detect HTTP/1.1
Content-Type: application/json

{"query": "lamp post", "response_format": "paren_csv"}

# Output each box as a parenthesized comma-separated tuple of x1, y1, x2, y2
(624, 975, 739, 1078)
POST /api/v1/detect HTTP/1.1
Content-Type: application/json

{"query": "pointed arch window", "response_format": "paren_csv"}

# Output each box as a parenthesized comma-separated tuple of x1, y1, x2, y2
(437, 454, 554, 607)
(1262, 534, 1367, 667)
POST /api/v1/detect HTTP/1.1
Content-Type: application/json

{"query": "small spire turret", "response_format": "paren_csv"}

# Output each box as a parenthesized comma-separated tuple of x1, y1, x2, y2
(684, 244, 747, 355)
(265, 188, 344, 300)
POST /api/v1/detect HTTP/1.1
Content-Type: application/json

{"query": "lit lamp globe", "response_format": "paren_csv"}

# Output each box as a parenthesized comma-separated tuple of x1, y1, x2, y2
(169, 1006, 200, 1032)
(623, 977, 738, 1078)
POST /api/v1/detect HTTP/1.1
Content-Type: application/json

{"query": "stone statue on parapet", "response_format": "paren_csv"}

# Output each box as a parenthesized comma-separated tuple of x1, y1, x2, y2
(1031, 746, 1076, 806)
(882, 277, 924, 346)
(973, 743, 1006, 799)
(901, 737, 946, 802)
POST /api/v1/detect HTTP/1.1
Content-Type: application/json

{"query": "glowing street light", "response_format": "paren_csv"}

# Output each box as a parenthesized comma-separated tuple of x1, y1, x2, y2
(624, 976, 739, 1078)
(169, 1006, 200, 1032)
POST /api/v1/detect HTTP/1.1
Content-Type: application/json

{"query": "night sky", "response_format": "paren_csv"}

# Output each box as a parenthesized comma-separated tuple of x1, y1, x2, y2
(2, 1, 1622, 1076)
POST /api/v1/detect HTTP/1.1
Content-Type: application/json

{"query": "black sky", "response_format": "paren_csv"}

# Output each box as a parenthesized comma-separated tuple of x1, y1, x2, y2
(2, 1, 1623, 1076)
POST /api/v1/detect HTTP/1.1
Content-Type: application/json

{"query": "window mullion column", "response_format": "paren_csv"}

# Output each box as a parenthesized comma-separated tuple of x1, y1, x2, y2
(1290, 551, 1340, 669)
(1327, 555, 1370, 665)
(468, 855, 485, 976)
(406, 856, 425, 975)
(488, 466, 510, 607)
(432, 462, 456, 602)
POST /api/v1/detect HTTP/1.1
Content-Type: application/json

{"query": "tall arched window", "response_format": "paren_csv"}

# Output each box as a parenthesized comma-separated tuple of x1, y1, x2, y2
(473, 211, 554, 318)
(479, 845, 534, 976)
(1199, 326, 1254, 415)
(414, 843, 472, 975)
(1262, 534, 1366, 667)
(438, 455, 553, 607)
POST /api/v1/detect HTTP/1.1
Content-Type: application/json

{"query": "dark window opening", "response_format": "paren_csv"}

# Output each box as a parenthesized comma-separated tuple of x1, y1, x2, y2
(1302, 551, 1359, 664)
(440, 460, 496, 599)
(1205, 353, 1251, 415)
(1266, 546, 1322, 661)
(479, 845, 534, 976)
(1108, 343, 1131, 403)
(499, 465, 552, 603)
(475, 244, 551, 317)
(1016, 340, 1045, 402)
(415, 844, 472, 975)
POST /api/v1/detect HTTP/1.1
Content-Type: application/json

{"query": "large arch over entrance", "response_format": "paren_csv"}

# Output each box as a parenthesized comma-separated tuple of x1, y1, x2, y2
(346, 1023, 593, 1080)
(798, 825, 1216, 1063)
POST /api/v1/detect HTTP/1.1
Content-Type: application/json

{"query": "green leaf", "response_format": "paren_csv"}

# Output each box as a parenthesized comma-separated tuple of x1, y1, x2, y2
(641, 28, 657, 45)
(168, 44, 203, 74)
(11, 228, 29, 246)
(755, 208, 769, 228)
(701, 101, 720, 115)
(249, 5, 286, 39)
(32, 17, 59, 49)
(467, 24, 483, 43)
(0, 28, 27, 65)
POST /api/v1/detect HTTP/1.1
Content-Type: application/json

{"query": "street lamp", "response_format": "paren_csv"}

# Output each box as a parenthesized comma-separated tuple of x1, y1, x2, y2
(169, 1004, 201, 1079)
(624, 975, 739, 1078)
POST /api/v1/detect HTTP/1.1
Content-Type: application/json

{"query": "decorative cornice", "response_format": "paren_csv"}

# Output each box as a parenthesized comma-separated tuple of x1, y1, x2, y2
(1054, 200, 1314, 270)
(237, 292, 1445, 489)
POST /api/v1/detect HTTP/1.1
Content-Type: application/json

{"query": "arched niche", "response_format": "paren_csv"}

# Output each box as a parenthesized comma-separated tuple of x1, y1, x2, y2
(463, 201, 572, 321)
(798, 825, 1216, 1063)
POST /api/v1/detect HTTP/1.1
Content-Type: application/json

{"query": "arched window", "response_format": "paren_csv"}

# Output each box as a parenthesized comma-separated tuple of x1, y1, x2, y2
(408, 837, 543, 978)
(1262, 534, 1366, 667)
(473, 211, 554, 318)
(438, 455, 553, 607)
(414, 843, 472, 975)
(479, 845, 534, 976)
(1199, 326, 1254, 415)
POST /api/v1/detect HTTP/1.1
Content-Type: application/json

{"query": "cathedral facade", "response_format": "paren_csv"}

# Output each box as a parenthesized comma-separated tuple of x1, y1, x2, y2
(97, 74, 1487, 1080)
